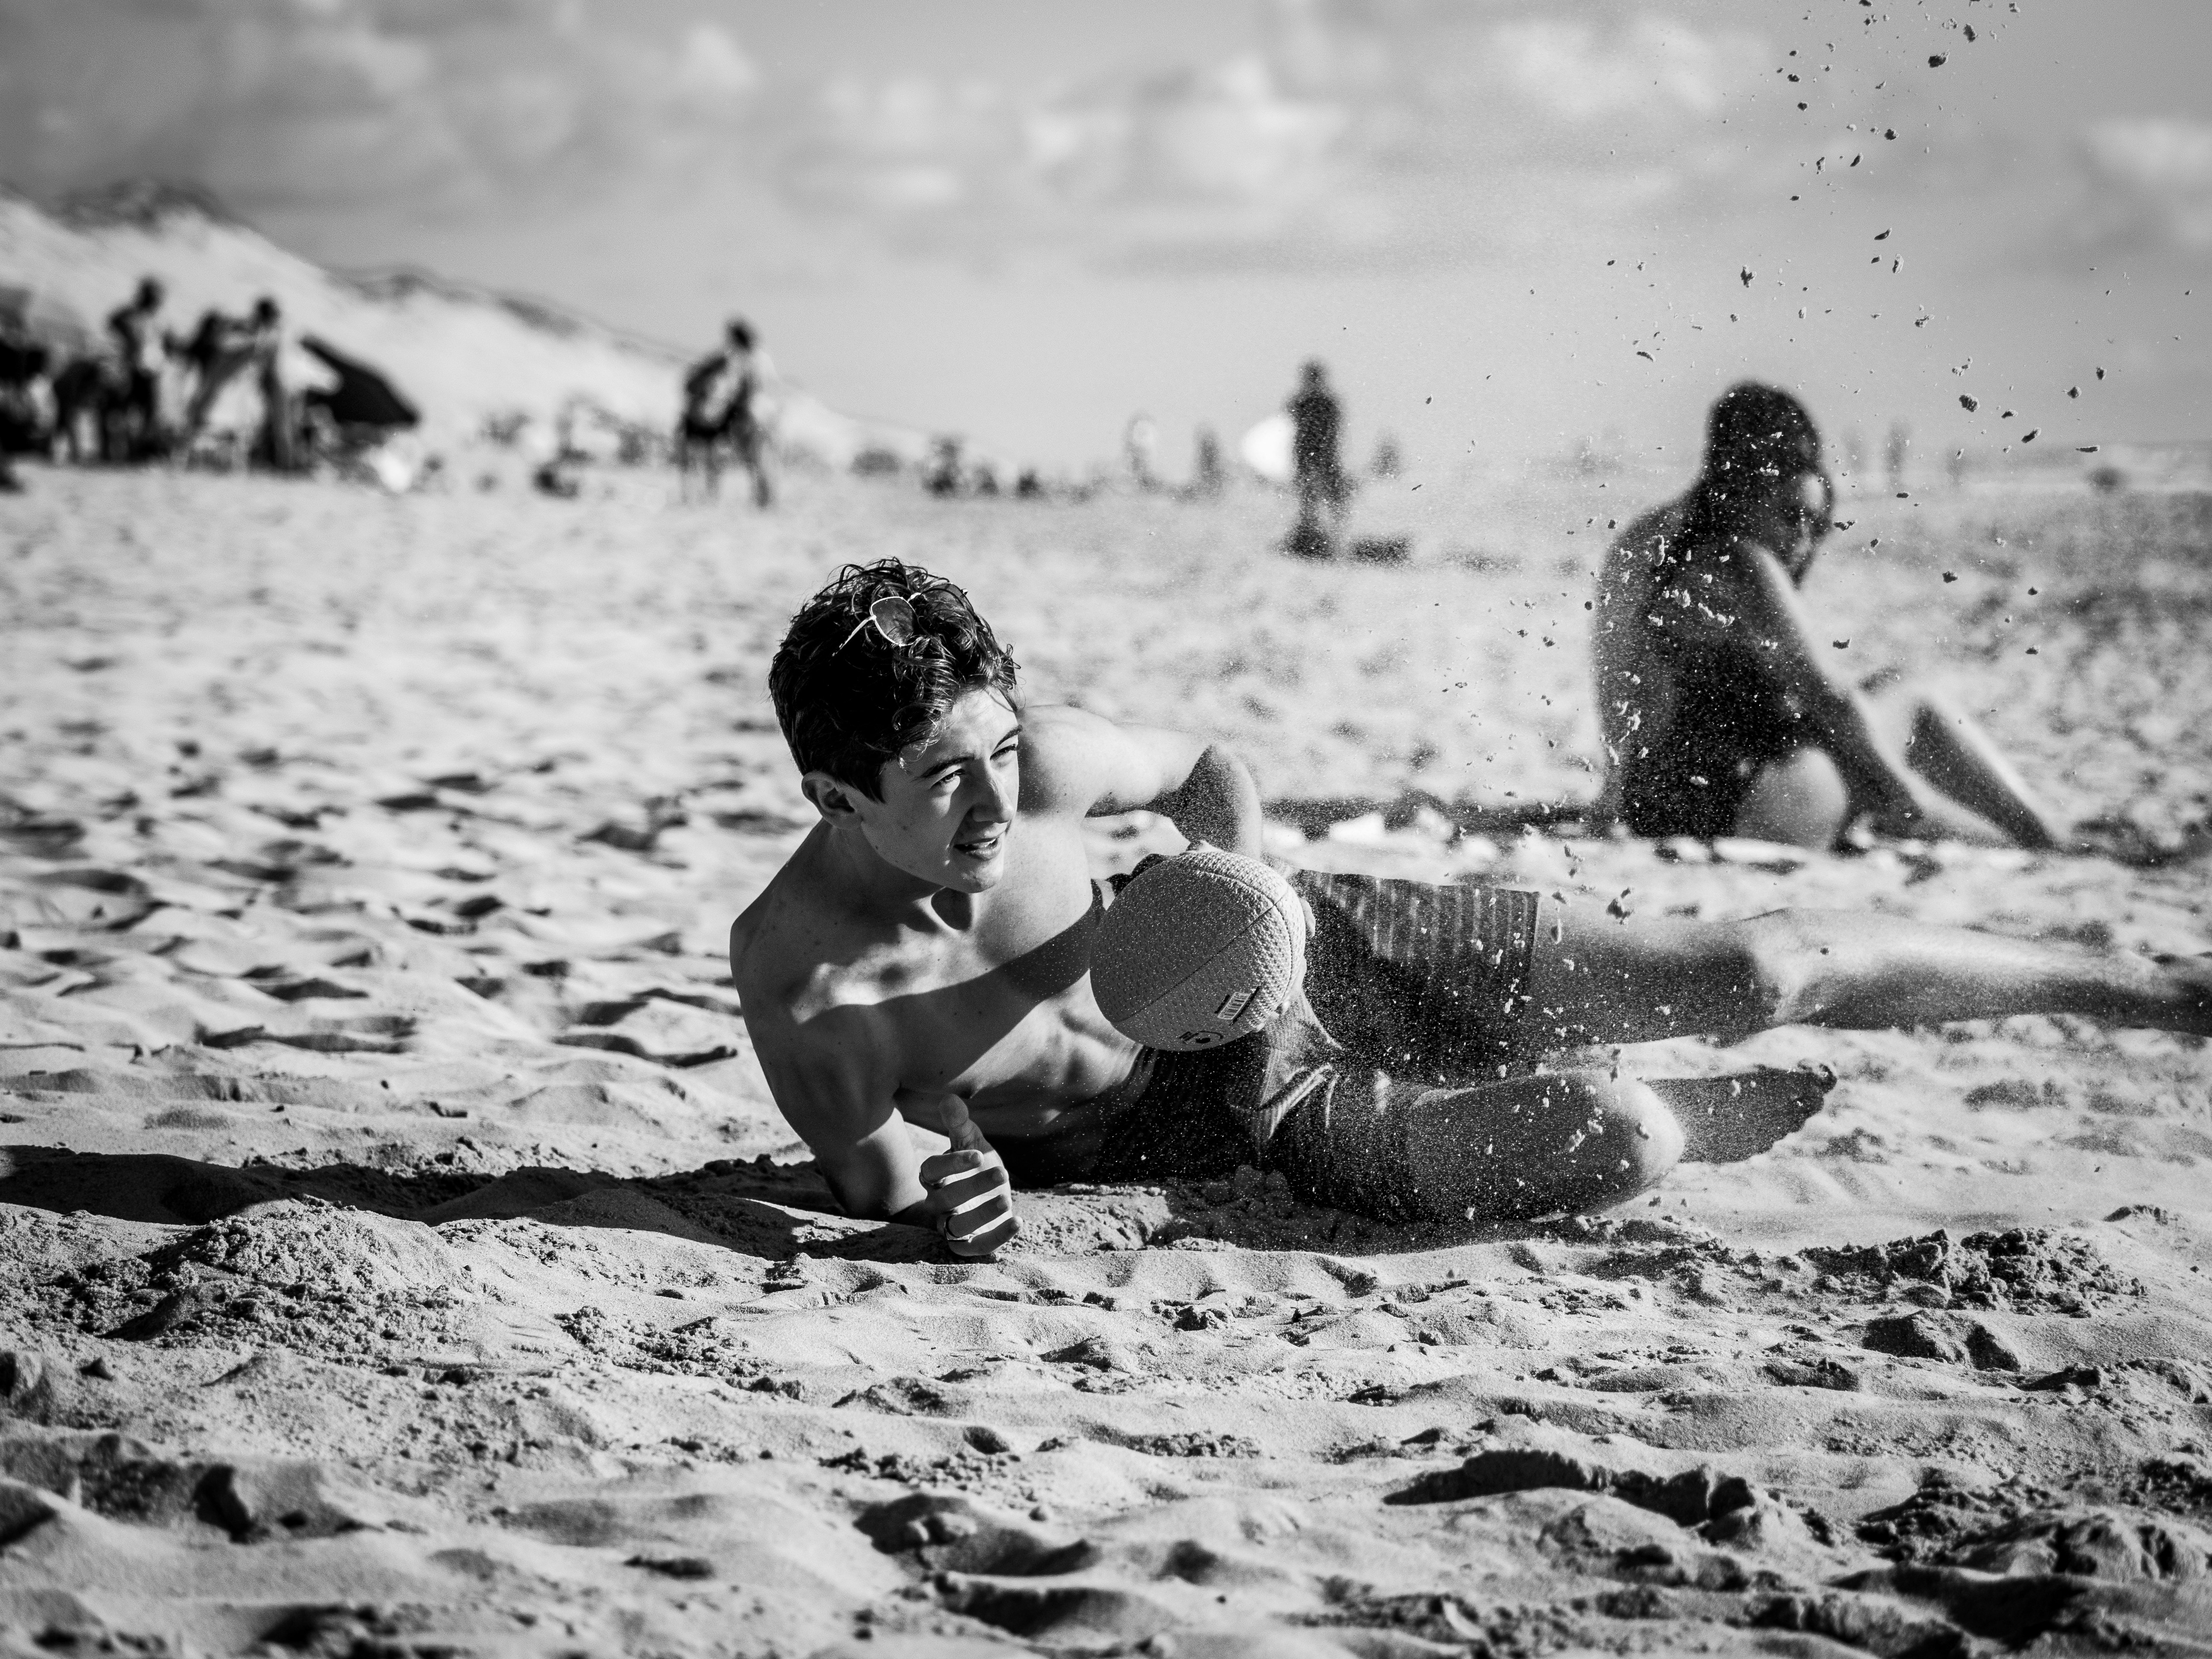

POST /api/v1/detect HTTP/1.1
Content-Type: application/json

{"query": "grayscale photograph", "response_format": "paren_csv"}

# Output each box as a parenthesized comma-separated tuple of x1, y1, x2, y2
(1, 3, 2209, 1653)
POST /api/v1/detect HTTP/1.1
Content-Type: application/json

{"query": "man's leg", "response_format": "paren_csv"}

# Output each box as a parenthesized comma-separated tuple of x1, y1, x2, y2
(1522, 900, 2212, 1048)
(1278, 1068, 1683, 1223)
(125, 373, 157, 460)
(1286, 873, 1682, 1224)
(741, 424, 774, 509)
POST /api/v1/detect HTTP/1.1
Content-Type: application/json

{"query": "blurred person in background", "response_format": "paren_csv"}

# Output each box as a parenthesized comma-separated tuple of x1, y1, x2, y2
(0, 301, 50, 476)
(1592, 381, 2061, 852)
(678, 316, 774, 508)
(1285, 359, 1348, 558)
(1190, 424, 1225, 498)
(245, 298, 296, 471)
(104, 276, 166, 460)
(1123, 412, 1159, 490)
(180, 296, 297, 470)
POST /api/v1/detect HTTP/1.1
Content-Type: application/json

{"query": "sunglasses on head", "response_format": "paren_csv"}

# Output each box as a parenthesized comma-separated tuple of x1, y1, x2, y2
(838, 593, 922, 654)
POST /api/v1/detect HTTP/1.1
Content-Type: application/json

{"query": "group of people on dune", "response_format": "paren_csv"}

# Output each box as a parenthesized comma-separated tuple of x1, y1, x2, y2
(0, 275, 413, 488)
(727, 378, 2199, 1256)
(2, 277, 283, 474)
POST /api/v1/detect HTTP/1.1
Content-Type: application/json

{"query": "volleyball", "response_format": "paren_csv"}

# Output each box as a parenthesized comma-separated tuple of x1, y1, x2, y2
(1090, 846, 1308, 1052)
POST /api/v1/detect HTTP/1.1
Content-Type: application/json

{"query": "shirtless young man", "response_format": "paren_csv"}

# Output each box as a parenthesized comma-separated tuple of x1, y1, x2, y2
(732, 561, 2212, 1257)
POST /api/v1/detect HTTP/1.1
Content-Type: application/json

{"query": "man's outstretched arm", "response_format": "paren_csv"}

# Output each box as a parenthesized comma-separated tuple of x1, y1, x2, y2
(1020, 704, 1264, 856)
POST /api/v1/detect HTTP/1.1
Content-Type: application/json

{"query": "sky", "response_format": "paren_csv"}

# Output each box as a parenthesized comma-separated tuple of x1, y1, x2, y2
(3, 0, 2208, 474)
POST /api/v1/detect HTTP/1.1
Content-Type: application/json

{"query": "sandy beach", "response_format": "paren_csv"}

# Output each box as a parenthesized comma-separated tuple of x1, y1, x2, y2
(2, 460, 2209, 1656)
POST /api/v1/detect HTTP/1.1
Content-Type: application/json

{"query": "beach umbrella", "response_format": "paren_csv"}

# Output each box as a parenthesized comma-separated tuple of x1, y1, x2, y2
(1240, 411, 1295, 484)
(300, 334, 419, 429)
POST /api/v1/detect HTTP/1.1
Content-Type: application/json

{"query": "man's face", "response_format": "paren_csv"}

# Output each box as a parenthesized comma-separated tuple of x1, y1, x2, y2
(1777, 469, 1832, 579)
(849, 687, 1022, 893)
(1747, 469, 1830, 581)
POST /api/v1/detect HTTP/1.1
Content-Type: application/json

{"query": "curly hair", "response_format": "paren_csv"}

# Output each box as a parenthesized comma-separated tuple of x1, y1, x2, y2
(1682, 381, 1831, 548)
(768, 560, 1020, 800)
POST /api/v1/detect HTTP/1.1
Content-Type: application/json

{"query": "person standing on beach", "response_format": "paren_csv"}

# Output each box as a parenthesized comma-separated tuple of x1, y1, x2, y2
(729, 559, 2209, 1257)
(1190, 425, 1225, 498)
(1592, 381, 2062, 851)
(678, 317, 774, 508)
(104, 276, 166, 461)
(1123, 413, 1160, 491)
(244, 298, 297, 472)
(178, 296, 294, 469)
(1286, 359, 1348, 558)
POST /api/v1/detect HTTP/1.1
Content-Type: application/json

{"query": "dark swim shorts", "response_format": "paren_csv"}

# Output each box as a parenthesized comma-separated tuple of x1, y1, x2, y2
(1068, 869, 1543, 1212)
(1618, 643, 1813, 840)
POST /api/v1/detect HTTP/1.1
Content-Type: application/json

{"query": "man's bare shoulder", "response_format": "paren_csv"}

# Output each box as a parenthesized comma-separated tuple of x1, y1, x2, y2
(728, 839, 862, 1034)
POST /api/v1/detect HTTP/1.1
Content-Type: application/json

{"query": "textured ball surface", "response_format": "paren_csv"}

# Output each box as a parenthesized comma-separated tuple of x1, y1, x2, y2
(1091, 847, 1307, 1051)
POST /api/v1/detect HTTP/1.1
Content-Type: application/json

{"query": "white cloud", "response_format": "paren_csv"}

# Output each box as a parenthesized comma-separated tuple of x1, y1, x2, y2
(2089, 117, 2212, 195)
(763, 3, 1799, 270)
(2083, 117, 2212, 249)
(1007, 55, 1346, 210)
(677, 22, 759, 101)
(0, 1, 2008, 274)
(0, 0, 763, 210)
(1491, 15, 1762, 125)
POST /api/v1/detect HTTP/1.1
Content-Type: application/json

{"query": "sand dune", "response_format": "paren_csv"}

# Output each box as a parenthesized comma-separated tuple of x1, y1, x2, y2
(1, 187, 920, 466)
(0, 462, 2209, 1654)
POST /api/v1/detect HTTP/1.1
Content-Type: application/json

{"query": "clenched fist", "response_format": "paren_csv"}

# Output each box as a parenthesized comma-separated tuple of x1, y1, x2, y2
(917, 1096, 1018, 1260)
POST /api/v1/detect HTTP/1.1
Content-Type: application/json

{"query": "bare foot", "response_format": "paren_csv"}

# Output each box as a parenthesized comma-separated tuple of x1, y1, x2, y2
(1648, 1067, 1836, 1163)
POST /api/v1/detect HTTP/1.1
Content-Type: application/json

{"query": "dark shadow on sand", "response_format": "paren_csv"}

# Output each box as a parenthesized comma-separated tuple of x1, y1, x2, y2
(1266, 789, 1594, 842)
(0, 1144, 942, 1264)
(0, 1069, 1828, 1262)
(0, 1140, 1607, 1262)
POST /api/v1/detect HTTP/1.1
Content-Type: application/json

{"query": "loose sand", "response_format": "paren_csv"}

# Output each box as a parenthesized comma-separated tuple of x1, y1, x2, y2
(0, 462, 2209, 1656)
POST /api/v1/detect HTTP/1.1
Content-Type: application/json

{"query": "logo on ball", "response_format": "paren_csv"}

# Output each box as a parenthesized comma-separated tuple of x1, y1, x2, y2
(1214, 988, 1255, 1022)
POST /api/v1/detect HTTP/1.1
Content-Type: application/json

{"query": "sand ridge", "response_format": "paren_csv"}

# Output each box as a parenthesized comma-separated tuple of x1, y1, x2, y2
(0, 464, 2209, 1655)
